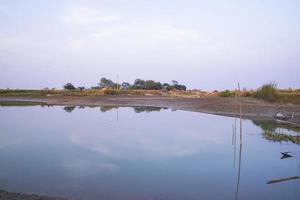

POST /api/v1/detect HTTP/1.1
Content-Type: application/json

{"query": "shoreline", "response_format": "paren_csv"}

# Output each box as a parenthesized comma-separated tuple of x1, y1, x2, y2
(1, 95, 300, 123)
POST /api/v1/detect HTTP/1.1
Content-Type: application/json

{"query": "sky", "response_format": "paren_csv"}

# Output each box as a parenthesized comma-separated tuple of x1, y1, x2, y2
(0, 0, 299, 90)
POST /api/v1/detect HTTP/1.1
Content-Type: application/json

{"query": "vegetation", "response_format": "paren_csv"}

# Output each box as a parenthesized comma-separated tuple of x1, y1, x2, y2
(220, 90, 234, 97)
(0, 80, 299, 104)
(253, 82, 279, 101)
(252, 120, 300, 133)
(63, 83, 76, 90)
(63, 106, 76, 112)
(133, 106, 166, 113)
(252, 120, 300, 145)
(251, 83, 300, 104)
(61, 105, 168, 113)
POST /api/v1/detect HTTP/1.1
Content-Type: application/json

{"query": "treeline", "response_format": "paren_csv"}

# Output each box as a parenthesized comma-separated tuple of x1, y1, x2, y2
(64, 78, 187, 91)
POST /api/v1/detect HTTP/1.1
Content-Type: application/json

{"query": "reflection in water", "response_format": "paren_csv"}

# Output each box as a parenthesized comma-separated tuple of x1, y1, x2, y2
(252, 119, 300, 185)
(1, 104, 300, 199)
(252, 120, 300, 145)
(62, 105, 168, 114)
(234, 85, 243, 200)
(100, 106, 118, 112)
(267, 176, 300, 184)
(63, 106, 76, 113)
(133, 106, 167, 113)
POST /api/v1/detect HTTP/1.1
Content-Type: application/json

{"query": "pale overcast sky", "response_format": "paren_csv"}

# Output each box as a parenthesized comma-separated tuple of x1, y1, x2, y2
(0, 0, 299, 90)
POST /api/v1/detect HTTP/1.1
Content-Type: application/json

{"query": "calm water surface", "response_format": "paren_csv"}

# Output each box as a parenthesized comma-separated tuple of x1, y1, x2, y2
(0, 105, 299, 200)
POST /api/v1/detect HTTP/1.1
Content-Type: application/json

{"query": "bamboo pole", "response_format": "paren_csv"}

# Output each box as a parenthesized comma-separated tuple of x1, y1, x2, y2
(267, 176, 300, 184)
(238, 83, 242, 144)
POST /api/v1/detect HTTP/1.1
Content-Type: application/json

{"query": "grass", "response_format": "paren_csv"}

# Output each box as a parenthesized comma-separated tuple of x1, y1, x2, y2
(0, 88, 206, 98)
(253, 82, 278, 102)
(251, 83, 300, 104)
(1, 87, 299, 104)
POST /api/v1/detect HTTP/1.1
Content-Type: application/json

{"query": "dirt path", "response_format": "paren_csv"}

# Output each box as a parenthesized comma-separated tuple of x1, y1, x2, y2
(1, 95, 300, 122)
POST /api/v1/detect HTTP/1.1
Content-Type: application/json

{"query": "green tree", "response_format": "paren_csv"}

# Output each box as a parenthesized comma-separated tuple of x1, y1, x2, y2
(98, 77, 115, 88)
(63, 83, 76, 90)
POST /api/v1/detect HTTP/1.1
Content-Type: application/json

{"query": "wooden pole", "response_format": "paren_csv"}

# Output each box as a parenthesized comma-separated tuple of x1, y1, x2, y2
(267, 176, 300, 184)
(238, 83, 242, 144)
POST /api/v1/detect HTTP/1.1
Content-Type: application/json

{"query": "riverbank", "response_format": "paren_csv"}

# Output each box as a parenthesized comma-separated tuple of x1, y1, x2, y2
(1, 95, 300, 123)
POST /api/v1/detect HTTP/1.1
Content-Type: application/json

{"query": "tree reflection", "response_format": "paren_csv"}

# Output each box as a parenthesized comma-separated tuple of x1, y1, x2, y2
(100, 106, 118, 112)
(63, 106, 76, 113)
(133, 106, 166, 113)
(252, 120, 300, 145)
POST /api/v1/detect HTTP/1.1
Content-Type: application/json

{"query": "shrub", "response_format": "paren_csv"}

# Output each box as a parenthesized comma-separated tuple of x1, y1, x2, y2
(101, 88, 120, 95)
(253, 82, 278, 101)
(220, 90, 233, 97)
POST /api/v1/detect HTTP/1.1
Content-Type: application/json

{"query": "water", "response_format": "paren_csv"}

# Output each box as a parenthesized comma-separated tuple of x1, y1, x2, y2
(0, 105, 299, 200)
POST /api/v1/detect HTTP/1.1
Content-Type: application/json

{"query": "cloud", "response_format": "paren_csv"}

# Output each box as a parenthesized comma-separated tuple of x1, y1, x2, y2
(62, 159, 119, 177)
(62, 5, 120, 25)
(66, 24, 224, 58)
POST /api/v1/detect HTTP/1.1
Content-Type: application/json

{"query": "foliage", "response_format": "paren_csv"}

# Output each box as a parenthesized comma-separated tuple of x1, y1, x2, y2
(220, 90, 233, 97)
(131, 79, 162, 90)
(121, 82, 130, 90)
(98, 78, 115, 88)
(63, 83, 76, 90)
(173, 84, 187, 91)
(253, 82, 278, 101)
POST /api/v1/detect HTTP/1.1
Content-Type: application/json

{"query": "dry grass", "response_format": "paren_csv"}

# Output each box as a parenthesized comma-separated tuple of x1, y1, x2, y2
(1, 88, 299, 104)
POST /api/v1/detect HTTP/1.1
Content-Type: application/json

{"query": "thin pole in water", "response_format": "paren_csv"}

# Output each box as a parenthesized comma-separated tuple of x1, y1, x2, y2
(238, 83, 243, 144)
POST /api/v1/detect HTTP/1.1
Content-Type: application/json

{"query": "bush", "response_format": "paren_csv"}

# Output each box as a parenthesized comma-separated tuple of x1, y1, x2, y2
(220, 90, 233, 97)
(101, 88, 120, 95)
(253, 82, 278, 101)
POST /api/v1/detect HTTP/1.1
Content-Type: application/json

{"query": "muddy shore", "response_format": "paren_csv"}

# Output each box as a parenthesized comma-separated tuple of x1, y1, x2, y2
(1, 95, 300, 123)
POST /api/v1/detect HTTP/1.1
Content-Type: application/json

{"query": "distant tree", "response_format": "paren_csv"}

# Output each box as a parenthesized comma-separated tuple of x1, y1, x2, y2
(144, 80, 162, 90)
(98, 77, 115, 88)
(121, 82, 131, 90)
(174, 84, 187, 91)
(133, 79, 145, 89)
(132, 79, 162, 90)
(63, 83, 76, 90)
(171, 80, 179, 86)
(78, 86, 85, 91)
(162, 83, 172, 91)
